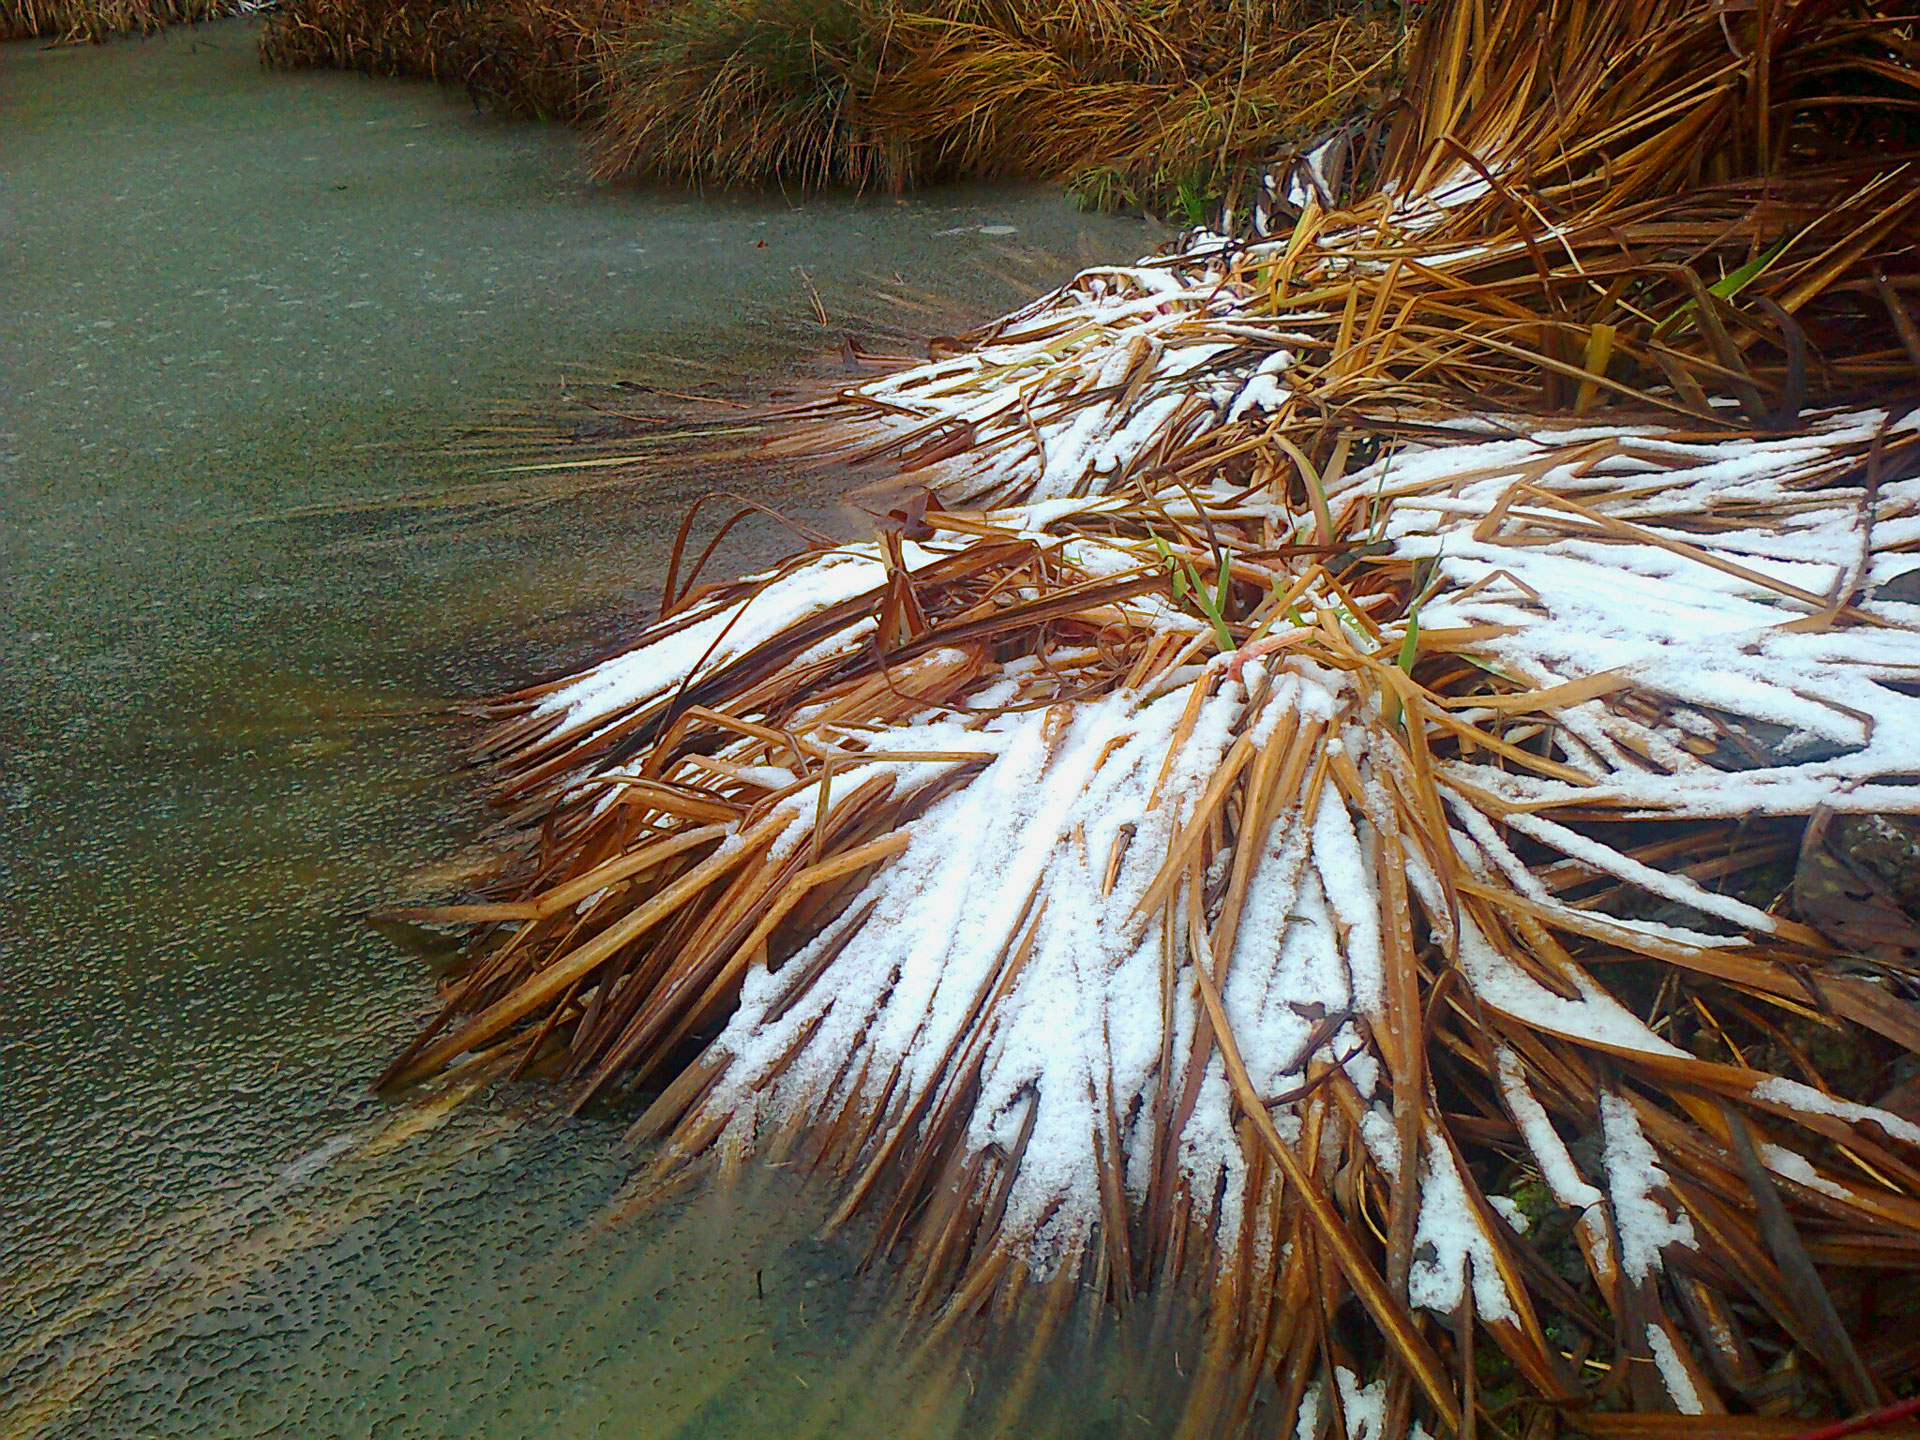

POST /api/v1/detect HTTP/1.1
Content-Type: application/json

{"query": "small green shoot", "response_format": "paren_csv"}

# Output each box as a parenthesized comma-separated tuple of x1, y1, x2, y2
(1651, 235, 1793, 341)
(1152, 529, 1235, 652)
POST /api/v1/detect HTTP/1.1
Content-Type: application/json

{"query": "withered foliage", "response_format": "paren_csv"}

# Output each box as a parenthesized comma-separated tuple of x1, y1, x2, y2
(385, 3, 1920, 1436)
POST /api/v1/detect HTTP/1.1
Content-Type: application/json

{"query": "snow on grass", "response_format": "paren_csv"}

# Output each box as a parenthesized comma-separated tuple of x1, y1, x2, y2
(1455, 913, 1688, 1059)
(455, 225, 1920, 1400)
(1408, 1125, 1518, 1322)
(840, 261, 1277, 506)
(710, 676, 1249, 1265)
(1600, 1093, 1697, 1281)
(531, 396, 1918, 1320)
(1335, 1366, 1390, 1440)
(1760, 1143, 1854, 1201)
(1349, 411, 1920, 841)
(1750, 1076, 1920, 1148)
(1645, 1324, 1707, 1415)
(535, 541, 953, 732)
(1497, 1052, 1605, 1215)
(685, 623, 1754, 1277)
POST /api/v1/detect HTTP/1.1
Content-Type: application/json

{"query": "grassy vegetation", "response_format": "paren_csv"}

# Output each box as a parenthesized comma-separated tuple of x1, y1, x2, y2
(259, 0, 617, 119)
(382, 0, 1920, 1433)
(258, 0, 1401, 210)
(591, 0, 1400, 210)
(1, 0, 240, 43)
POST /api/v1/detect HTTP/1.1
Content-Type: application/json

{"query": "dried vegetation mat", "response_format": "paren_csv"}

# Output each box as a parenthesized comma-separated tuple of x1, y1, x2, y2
(381, 1, 1920, 1436)
(257, 0, 1400, 208)
(591, 0, 1401, 206)
(258, 0, 618, 119)
(1, 0, 241, 42)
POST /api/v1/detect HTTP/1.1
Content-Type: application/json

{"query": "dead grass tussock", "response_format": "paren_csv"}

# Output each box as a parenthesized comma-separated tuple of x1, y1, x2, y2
(1, 0, 239, 43)
(382, 0, 1920, 1434)
(258, 0, 620, 120)
(876, 2, 1399, 211)
(589, 0, 1401, 205)
(765, 0, 1920, 505)
(590, 0, 907, 191)
(392, 448, 1920, 1433)
(253, 0, 1398, 204)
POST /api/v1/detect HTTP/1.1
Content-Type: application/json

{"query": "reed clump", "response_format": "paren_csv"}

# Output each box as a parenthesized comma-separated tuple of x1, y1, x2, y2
(258, 0, 619, 120)
(381, 0, 1920, 1435)
(254, 0, 1399, 209)
(590, 0, 1401, 207)
(1, 0, 240, 42)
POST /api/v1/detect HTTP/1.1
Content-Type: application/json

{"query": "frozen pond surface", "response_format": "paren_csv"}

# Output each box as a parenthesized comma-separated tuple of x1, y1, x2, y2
(0, 22, 1182, 1437)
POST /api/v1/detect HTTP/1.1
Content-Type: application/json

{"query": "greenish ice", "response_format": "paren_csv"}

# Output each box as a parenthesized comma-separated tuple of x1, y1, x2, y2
(0, 18, 1208, 1440)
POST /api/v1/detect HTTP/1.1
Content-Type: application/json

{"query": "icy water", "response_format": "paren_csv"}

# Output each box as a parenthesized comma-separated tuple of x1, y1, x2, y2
(0, 22, 1182, 1438)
